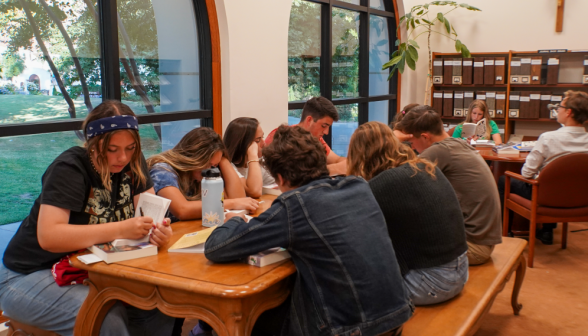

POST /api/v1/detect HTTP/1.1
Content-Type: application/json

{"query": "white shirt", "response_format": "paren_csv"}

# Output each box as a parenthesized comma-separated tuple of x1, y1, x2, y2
(521, 126, 588, 178)
(231, 162, 275, 185)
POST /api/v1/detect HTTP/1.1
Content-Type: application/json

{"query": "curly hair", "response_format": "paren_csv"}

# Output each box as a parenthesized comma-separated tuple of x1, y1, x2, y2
(348, 121, 436, 180)
(262, 125, 329, 188)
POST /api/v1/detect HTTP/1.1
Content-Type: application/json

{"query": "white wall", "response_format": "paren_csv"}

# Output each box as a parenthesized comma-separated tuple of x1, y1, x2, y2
(398, 0, 588, 135)
(215, 0, 292, 134)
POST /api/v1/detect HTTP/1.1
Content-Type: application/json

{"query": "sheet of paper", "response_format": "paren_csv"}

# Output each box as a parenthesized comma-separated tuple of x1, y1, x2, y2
(168, 226, 217, 250)
(77, 253, 103, 264)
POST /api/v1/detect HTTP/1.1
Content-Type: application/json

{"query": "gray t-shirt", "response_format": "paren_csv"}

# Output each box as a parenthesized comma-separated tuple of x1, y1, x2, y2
(420, 137, 502, 246)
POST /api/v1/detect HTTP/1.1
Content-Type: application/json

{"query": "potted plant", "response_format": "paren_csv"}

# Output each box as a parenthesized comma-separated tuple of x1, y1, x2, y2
(383, 1, 481, 104)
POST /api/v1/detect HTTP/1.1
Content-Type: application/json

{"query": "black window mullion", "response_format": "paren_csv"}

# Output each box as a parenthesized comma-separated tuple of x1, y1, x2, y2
(387, 15, 398, 122)
(193, 0, 213, 127)
(98, 0, 121, 101)
(358, 10, 369, 125)
(321, 1, 333, 146)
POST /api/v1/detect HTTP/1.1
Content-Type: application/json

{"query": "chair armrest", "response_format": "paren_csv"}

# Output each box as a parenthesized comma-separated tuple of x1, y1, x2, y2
(504, 171, 539, 185)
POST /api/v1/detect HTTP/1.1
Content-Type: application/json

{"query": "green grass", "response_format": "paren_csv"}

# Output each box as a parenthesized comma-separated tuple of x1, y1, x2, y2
(0, 95, 162, 225)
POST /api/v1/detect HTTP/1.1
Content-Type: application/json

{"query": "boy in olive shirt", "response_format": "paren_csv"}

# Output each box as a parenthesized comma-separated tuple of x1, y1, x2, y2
(396, 106, 502, 265)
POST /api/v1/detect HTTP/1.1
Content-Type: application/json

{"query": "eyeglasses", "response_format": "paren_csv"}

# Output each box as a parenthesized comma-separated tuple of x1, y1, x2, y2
(555, 104, 568, 109)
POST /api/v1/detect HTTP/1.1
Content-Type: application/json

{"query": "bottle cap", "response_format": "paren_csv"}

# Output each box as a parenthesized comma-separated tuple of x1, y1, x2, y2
(201, 167, 221, 178)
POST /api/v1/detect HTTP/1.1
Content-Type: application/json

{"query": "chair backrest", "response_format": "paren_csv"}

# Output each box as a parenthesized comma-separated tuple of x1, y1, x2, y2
(537, 153, 588, 208)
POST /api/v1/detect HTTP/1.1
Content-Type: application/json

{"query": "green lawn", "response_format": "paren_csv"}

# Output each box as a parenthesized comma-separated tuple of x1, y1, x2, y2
(0, 95, 162, 225)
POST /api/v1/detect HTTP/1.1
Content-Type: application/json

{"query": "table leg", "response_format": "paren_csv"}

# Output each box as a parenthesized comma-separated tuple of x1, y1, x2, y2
(74, 279, 116, 336)
(511, 254, 526, 315)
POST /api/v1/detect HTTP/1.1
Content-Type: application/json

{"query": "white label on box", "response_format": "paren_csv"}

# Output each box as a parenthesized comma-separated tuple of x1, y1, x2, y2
(434, 61, 443, 66)
(548, 58, 560, 65)
(496, 76, 503, 81)
(584, 60, 588, 66)
(551, 96, 562, 102)
(521, 58, 532, 64)
(520, 96, 531, 102)
(484, 60, 495, 65)
(433, 92, 443, 98)
(530, 94, 541, 100)
(510, 95, 520, 100)
(453, 60, 462, 66)
(531, 59, 542, 65)
(454, 93, 464, 99)
(474, 62, 484, 67)
(541, 95, 552, 100)
(511, 61, 521, 66)
(463, 61, 473, 66)
(445, 60, 453, 65)
(444, 93, 453, 98)
(486, 92, 496, 98)
(464, 92, 474, 98)
(495, 60, 505, 66)
(496, 94, 506, 99)
(477, 95, 486, 100)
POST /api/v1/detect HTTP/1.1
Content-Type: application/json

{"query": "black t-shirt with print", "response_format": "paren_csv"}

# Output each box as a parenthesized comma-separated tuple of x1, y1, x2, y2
(3, 146, 153, 274)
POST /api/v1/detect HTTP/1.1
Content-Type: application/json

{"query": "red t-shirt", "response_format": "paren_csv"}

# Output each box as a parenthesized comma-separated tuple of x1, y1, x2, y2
(265, 126, 331, 156)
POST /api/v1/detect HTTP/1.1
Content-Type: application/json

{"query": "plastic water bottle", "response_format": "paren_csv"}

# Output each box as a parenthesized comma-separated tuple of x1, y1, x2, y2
(201, 168, 225, 227)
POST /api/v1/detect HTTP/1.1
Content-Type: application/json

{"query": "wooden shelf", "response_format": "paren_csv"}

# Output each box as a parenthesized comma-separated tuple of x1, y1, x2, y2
(510, 84, 588, 88)
(509, 118, 559, 122)
(434, 84, 507, 88)
(433, 52, 509, 56)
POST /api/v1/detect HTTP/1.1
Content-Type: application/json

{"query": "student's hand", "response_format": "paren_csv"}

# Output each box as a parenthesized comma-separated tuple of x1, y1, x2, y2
(225, 212, 249, 223)
(121, 216, 153, 239)
(393, 130, 413, 142)
(149, 218, 173, 247)
(225, 197, 260, 213)
(247, 141, 259, 161)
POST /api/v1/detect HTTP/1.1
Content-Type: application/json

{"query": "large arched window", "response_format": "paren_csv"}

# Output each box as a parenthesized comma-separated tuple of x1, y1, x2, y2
(0, 0, 218, 225)
(288, 0, 396, 156)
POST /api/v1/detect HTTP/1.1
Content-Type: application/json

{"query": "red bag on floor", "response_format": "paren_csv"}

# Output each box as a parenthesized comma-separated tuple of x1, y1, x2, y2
(51, 254, 88, 286)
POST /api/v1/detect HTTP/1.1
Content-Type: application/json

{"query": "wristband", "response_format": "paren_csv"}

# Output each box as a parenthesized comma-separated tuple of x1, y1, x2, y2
(247, 159, 259, 166)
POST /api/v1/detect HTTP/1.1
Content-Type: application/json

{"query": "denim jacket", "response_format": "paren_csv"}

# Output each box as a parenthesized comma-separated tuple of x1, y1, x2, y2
(205, 176, 413, 336)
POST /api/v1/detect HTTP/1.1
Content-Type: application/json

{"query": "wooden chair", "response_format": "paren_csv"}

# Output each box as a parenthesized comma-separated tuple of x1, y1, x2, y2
(503, 153, 588, 268)
(5, 319, 60, 336)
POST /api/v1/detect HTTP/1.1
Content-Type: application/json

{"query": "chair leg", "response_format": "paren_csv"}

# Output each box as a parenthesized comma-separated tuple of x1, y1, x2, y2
(528, 218, 536, 268)
(562, 222, 568, 249)
(503, 206, 510, 237)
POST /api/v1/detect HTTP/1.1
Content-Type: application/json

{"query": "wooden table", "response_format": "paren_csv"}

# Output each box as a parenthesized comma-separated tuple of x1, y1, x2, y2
(478, 149, 528, 183)
(72, 195, 295, 336)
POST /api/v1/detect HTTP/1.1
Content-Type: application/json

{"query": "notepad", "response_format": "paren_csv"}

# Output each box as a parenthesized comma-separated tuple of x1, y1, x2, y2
(168, 226, 217, 253)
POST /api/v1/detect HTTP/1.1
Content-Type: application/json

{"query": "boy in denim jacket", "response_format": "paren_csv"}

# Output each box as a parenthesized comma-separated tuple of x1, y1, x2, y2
(205, 125, 413, 336)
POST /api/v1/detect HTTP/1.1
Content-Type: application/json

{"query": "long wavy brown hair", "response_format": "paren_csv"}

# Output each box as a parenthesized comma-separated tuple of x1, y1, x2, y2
(147, 127, 226, 200)
(347, 121, 436, 180)
(82, 101, 146, 192)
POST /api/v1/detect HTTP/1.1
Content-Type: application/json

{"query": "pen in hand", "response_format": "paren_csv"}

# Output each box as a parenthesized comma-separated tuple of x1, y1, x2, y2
(139, 207, 145, 217)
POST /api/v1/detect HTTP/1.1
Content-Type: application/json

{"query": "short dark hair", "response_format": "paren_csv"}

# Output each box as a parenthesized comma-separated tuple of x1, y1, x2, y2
(565, 90, 588, 124)
(395, 106, 444, 137)
(390, 103, 420, 129)
(263, 125, 329, 188)
(223, 117, 259, 168)
(300, 96, 339, 122)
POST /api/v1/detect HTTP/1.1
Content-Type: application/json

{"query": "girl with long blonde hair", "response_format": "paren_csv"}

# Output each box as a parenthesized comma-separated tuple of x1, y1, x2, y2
(148, 127, 259, 221)
(0, 100, 175, 335)
(452, 99, 502, 144)
(347, 121, 469, 306)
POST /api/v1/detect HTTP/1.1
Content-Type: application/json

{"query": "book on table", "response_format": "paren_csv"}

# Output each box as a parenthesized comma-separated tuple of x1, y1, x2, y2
(493, 144, 519, 154)
(168, 226, 217, 253)
(246, 248, 291, 267)
(461, 118, 487, 139)
(89, 242, 157, 264)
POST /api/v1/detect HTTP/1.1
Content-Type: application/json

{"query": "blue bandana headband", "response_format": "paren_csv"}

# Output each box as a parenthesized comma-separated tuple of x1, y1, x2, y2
(86, 115, 139, 140)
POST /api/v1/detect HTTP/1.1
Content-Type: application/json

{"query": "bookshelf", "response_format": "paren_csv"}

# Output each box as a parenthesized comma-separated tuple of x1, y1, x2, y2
(430, 50, 588, 141)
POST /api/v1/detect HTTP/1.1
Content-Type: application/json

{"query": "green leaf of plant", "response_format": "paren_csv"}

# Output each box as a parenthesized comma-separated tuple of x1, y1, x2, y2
(460, 44, 471, 58)
(451, 24, 457, 36)
(405, 12, 412, 20)
(399, 15, 406, 24)
(408, 39, 420, 49)
(410, 18, 416, 30)
(415, 19, 421, 24)
(382, 55, 403, 69)
(467, 5, 481, 11)
(455, 39, 462, 52)
(424, 4, 430, 9)
(417, 9, 424, 15)
(391, 50, 399, 58)
(395, 39, 400, 46)
(407, 45, 419, 62)
(406, 52, 416, 71)
(443, 17, 451, 33)
(387, 64, 398, 80)
(422, 18, 433, 25)
(398, 54, 406, 74)
(437, 12, 444, 22)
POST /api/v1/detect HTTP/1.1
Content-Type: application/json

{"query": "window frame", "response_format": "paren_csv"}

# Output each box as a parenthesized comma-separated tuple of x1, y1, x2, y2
(0, 0, 219, 138)
(288, 0, 398, 146)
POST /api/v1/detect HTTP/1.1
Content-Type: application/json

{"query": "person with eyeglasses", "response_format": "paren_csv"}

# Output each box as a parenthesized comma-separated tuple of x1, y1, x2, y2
(498, 90, 588, 244)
